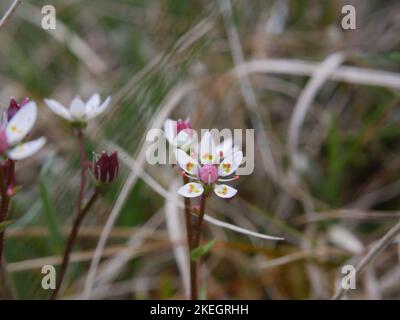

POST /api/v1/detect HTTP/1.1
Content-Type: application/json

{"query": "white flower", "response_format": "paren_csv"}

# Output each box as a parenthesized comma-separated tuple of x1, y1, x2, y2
(163, 118, 194, 150)
(0, 101, 46, 160)
(44, 93, 111, 123)
(176, 132, 243, 199)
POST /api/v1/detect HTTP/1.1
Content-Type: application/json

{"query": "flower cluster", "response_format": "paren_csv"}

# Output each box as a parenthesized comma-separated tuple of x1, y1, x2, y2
(163, 118, 243, 199)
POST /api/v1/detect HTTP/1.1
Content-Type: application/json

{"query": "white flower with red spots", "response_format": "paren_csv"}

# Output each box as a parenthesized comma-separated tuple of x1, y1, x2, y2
(176, 132, 242, 199)
(0, 100, 46, 160)
(44, 93, 111, 123)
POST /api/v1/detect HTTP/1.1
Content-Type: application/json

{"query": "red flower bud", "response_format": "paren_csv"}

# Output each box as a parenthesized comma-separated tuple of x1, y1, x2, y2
(7, 97, 30, 121)
(92, 151, 119, 184)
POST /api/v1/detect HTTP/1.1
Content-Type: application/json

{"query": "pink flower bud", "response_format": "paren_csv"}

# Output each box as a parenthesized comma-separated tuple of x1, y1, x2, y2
(93, 151, 119, 184)
(199, 165, 218, 184)
(7, 97, 30, 121)
(176, 118, 192, 133)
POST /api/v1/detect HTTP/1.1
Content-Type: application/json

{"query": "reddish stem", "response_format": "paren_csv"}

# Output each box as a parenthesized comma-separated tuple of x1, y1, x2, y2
(49, 188, 100, 300)
(49, 129, 90, 300)
(182, 176, 197, 300)
(0, 159, 15, 268)
(76, 130, 88, 217)
(191, 192, 207, 300)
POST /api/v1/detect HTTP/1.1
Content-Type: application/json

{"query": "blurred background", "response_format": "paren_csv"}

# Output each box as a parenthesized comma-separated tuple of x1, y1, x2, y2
(0, 0, 400, 299)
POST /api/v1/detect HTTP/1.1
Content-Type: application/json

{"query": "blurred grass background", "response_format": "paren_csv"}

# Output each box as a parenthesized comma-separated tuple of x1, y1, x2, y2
(0, 0, 400, 299)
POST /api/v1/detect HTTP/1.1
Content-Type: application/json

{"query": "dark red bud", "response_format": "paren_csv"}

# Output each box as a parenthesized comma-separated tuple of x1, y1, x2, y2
(93, 151, 119, 184)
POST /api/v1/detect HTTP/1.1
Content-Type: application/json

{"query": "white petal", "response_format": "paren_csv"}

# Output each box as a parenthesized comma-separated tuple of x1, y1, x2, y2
(163, 119, 177, 145)
(217, 137, 240, 159)
(6, 101, 37, 145)
(174, 129, 194, 149)
(175, 149, 199, 175)
(86, 96, 111, 119)
(218, 151, 243, 177)
(69, 96, 86, 121)
(178, 182, 204, 198)
(44, 98, 72, 121)
(85, 93, 101, 114)
(7, 137, 46, 160)
(199, 131, 219, 165)
(214, 184, 237, 198)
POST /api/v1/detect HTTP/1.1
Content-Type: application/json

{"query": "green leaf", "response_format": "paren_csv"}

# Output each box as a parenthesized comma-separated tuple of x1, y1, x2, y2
(190, 239, 216, 261)
(0, 220, 13, 232)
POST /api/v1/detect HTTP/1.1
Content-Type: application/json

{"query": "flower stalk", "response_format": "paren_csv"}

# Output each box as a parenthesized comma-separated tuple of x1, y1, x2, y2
(49, 188, 100, 300)
(50, 148, 118, 299)
(0, 160, 13, 268)
(189, 191, 207, 300)
(193, 192, 207, 251)
(182, 175, 197, 300)
(76, 129, 88, 217)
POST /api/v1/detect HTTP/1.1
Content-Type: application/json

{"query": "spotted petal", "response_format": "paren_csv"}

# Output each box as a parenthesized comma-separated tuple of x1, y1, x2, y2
(218, 151, 243, 177)
(7, 137, 46, 160)
(44, 98, 72, 121)
(214, 184, 237, 198)
(175, 149, 199, 175)
(69, 96, 86, 121)
(6, 101, 37, 145)
(199, 131, 219, 165)
(178, 182, 204, 198)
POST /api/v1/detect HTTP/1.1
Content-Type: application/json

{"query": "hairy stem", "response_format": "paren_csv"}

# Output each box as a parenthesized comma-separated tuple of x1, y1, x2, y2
(50, 188, 100, 300)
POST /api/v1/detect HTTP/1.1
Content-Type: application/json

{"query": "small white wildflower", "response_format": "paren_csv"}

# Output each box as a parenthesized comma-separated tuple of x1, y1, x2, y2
(44, 93, 111, 123)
